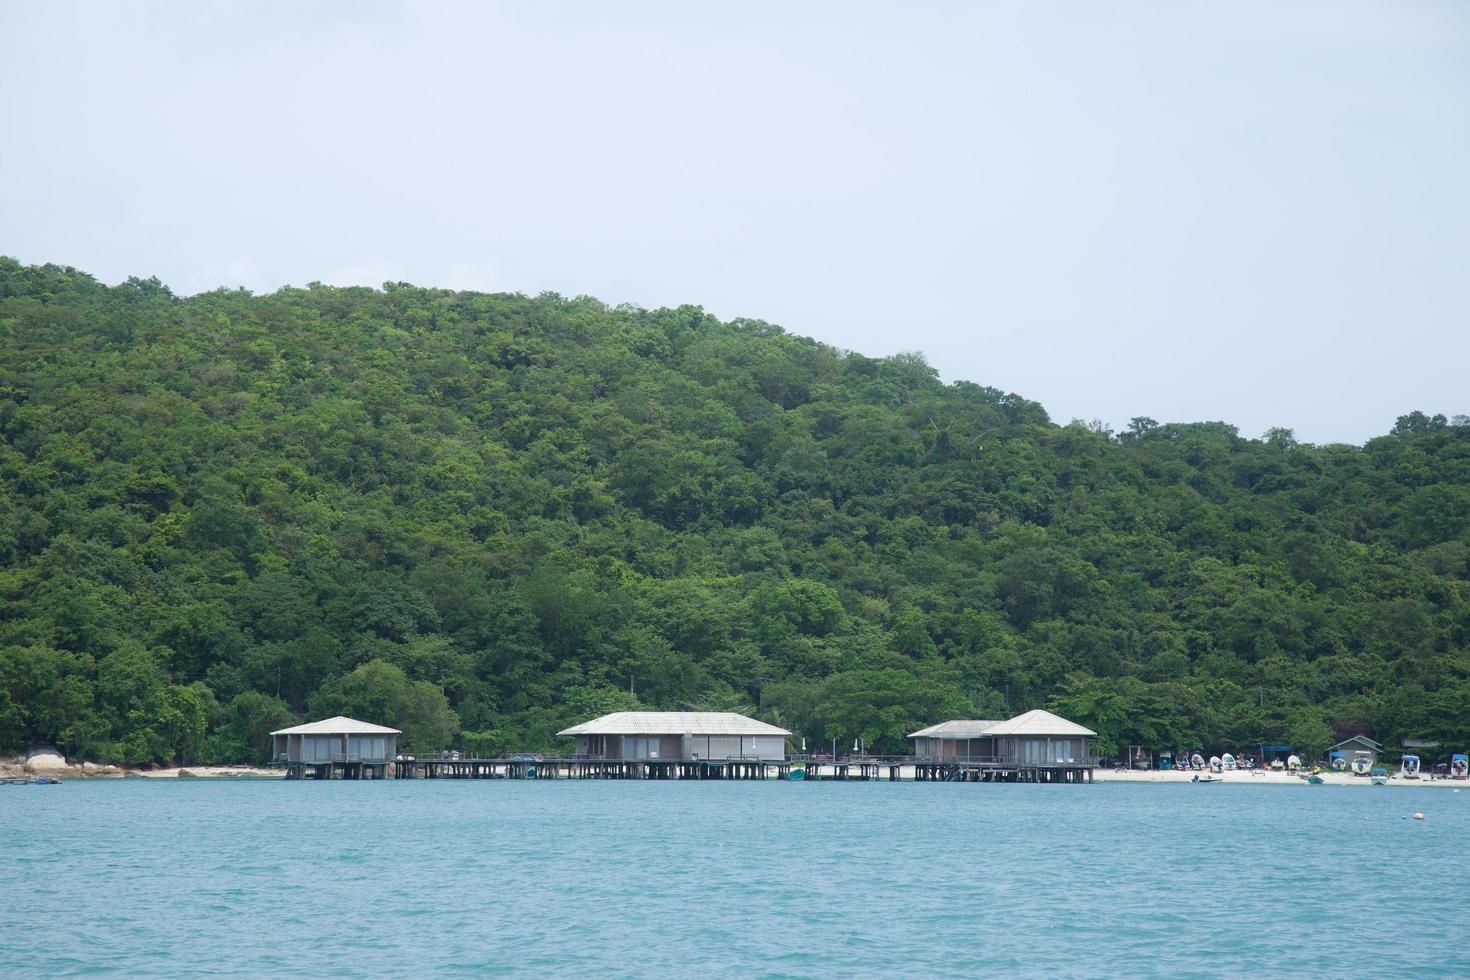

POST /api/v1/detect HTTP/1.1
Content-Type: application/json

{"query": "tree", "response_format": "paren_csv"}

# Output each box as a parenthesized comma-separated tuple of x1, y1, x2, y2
(309, 660, 458, 752)
(1, 256, 1468, 766)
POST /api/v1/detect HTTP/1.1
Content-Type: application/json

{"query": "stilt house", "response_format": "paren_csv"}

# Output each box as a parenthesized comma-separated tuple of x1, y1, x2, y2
(559, 711, 790, 762)
(910, 709, 1097, 766)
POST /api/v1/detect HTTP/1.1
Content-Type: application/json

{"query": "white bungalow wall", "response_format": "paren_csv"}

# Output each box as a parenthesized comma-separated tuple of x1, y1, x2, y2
(573, 733, 786, 761)
(688, 734, 785, 761)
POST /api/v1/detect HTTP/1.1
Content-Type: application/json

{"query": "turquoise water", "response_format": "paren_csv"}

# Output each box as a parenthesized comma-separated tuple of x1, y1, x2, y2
(4, 780, 1468, 978)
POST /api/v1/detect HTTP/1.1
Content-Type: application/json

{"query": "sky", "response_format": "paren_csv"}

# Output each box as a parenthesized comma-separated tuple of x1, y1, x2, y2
(2, 2, 1467, 445)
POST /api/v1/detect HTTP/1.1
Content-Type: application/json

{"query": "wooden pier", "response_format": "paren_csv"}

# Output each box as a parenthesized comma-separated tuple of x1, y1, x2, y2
(283, 761, 390, 780)
(390, 757, 792, 780)
(910, 762, 1094, 783)
(338, 757, 1097, 783)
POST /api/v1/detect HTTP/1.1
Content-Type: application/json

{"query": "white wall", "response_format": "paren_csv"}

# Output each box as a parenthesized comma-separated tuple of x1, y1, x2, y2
(687, 734, 786, 760)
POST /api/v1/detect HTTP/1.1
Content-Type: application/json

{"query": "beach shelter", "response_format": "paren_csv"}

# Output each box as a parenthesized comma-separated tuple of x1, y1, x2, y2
(1259, 743, 1293, 768)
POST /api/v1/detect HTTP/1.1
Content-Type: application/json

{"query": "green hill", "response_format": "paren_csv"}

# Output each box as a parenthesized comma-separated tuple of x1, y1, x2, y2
(1, 257, 1467, 765)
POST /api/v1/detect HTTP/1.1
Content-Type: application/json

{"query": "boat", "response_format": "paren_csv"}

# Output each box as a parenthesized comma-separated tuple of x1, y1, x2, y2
(1329, 751, 1346, 772)
(1401, 755, 1421, 780)
(1351, 752, 1373, 776)
(1222, 753, 1236, 771)
(1370, 767, 1389, 786)
(1450, 754, 1468, 780)
(1192, 773, 1222, 784)
(788, 765, 806, 781)
(1305, 772, 1325, 785)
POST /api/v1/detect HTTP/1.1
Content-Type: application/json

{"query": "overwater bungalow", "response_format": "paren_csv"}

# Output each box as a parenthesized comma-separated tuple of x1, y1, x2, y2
(559, 711, 790, 762)
(909, 709, 1098, 781)
(271, 715, 400, 779)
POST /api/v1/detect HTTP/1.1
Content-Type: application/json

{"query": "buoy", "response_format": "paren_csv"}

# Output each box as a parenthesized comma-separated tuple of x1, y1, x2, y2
(1412, 812, 1425, 820)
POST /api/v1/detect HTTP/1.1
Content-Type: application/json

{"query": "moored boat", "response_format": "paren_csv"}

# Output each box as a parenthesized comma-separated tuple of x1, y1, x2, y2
(1370, 767, 1389, 786)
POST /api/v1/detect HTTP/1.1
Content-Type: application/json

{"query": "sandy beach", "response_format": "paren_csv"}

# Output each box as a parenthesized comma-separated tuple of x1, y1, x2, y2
(1094, 767, 1465, 788)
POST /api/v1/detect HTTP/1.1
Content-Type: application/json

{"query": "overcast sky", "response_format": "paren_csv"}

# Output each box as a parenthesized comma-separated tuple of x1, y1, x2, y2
(3, 2, 1467, 444)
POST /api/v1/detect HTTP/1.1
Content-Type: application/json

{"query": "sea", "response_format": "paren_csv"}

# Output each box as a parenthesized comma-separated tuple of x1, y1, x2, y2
(4, 779, 1468, 978)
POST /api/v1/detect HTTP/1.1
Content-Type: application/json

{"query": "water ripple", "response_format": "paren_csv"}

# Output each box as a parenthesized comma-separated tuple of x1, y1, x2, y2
(2, 781, 1468, 977)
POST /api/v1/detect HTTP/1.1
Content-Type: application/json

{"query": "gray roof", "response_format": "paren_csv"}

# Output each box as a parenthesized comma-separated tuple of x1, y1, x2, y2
(558, 711, 790, 737)
(1331, 735, 1382, 751)
(271, 715, 402, 736)
(908, 720, 1002, 739)
(910, 709, 1095, 739)
(984, 709, 1096, 737)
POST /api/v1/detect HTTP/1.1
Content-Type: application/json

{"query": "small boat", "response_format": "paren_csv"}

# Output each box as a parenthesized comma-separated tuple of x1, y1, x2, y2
(1401, 755, 1421, 780)
(1306, 773, 1325, 785)
(1191, 773, 1222, 784)
(1370, 767, 1389, 786)
(788, 766, 806, 781)
(1351, 752, 1373, 776)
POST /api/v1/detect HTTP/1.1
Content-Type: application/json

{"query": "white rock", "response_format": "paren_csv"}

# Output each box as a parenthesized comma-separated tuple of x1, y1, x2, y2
(26, 750, 69, 772)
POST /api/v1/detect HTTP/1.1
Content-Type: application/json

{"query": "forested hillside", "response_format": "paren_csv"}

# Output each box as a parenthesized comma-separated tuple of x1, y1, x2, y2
(2, 258, 1468, 765)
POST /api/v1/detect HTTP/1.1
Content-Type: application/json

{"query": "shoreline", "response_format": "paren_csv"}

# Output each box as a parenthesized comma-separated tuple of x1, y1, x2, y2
(6, 754, 1463, 786)
(2, 756, 284, 780)
(1092, 768, 1461, 788)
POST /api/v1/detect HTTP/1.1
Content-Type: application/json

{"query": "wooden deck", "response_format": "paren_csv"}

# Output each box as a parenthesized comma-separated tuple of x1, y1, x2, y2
(283, 761, 390, 780)
(281, 756, 1097, 783)
(392, 757, 789, 780)
(380, 757, 1096, 782)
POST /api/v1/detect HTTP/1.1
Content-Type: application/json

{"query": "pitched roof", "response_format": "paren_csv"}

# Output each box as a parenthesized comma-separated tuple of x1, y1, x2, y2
(908, 720, 1002, 739)
(270, 715, 402, 736)
(1330, 735, 1382, 751)
(558, 711, 790, 737)
(981, 709, 1096, 738)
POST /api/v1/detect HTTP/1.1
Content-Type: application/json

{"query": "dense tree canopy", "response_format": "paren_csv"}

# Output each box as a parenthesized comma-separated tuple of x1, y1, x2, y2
(1, 257, 1467, 764)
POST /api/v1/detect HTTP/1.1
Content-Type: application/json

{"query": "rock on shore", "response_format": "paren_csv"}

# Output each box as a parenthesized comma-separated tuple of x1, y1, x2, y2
(0, 749, 278, 779)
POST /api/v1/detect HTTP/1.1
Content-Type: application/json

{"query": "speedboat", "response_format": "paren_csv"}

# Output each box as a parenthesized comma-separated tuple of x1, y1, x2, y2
(1370, 768, 1389, 786)
(1351, 752, 1373, 776)
(1192, 773, 1222, 784)
(1401, 755, 1421, 780)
